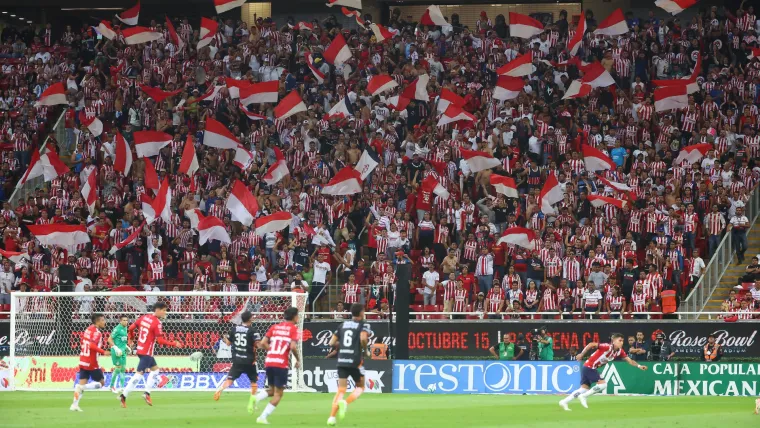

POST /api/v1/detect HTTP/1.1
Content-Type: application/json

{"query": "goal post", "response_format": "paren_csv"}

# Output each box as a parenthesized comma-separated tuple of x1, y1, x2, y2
(9, 291, 311, 392)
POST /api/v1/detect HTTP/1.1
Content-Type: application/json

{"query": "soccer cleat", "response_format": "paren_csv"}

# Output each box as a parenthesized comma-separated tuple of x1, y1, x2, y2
(111, 387, 119, 394)
(256, 417, 269, 425)
(143, 392, 153, 406)
(578, 395, 588, 408)
(337, 400, 348, 420)
(559, 400, 571, 411)
(120, 394, 127, 408)
(327, 416, 337, 426)
(213, 390, 222, 401)
(69, 404, 83, 412)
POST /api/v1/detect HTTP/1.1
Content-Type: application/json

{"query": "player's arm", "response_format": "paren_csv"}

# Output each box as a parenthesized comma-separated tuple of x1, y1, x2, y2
(360, 331, 369, 357)
(289, 340, 301, 369)
(257, 336, 270, 351)
(154, 322, 183, 348)
(576, 342, 598, 361)
(328, 332, 339, 348)
(88, 339, 109, 356)
(623, 356, 648, 370)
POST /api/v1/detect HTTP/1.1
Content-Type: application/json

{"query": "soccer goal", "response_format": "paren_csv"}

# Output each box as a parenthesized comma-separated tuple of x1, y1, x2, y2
(9, 291, 313, 392)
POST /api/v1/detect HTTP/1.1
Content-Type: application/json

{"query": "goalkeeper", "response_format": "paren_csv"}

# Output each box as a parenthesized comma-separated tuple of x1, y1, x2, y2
(108, 315, 131, 392)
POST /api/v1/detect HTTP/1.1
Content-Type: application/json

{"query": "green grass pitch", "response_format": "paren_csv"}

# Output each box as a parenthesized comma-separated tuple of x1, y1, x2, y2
(1, 392, 756, 427)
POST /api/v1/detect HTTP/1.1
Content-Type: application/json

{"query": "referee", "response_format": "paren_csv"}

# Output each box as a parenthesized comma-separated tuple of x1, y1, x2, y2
(327, 303, 370, 426)
(214, 311, 261, 414)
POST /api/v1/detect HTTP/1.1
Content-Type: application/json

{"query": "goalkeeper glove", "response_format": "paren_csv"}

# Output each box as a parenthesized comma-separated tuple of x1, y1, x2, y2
(112, 346, 123, 357)
(125, 345, 132, 355)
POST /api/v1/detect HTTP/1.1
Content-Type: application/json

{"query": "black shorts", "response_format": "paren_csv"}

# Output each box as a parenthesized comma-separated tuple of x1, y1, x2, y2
(266, 367, 289, 389)
(580, 366, 601, 386)
(78, 368, 104, 383)
(137, 355, 157, 372)
(337, 366, 365, 384)
(228, 361, 258, 381)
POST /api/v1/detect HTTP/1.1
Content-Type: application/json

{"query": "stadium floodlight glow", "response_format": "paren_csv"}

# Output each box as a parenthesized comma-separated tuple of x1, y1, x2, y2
(10, 14, 16, 17)
(1, 11, 7, 14)
(27, 20, 32, 23)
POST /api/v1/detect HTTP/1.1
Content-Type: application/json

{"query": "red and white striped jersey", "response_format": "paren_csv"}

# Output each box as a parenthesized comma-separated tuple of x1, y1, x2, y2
(487, 288, 505, 312)
(78, 325, 105, 369)
(541, 287, 557, 310)
(631, 290, 650, 312)
(342, 283, 360, 304)
(453, 288, 468, 312)
(584, 343, 628, 369)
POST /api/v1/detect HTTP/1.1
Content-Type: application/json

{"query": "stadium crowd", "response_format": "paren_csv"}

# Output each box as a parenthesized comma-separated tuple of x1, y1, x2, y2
(0, 2, 759, 320)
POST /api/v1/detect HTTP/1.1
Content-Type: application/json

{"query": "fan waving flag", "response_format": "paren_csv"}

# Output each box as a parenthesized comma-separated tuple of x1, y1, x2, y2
(178, 135, 199, 176)
(493, 76, 524, 101)
(508, 12, 544, 39)
(78, 111, 103, 137)
(490, 174, 518, 198)
(28, 224, 90, 248)
(587, 195, 627, 209)
(233, 145, 254, 170)
(240, 102, 267, 121)
(140, 84, 181, 103)
(460, 149, 501, 172)
(81, 170, 98, 215)
(342, 7, 366, 28)
(239, 80, 279, 105)
(596, 175, 637, 201)
(35, 82, 67, 107)
(214, 0, 247, 14)
(225, 77, 251, 99)
(582, 144, 616, 171)
(96, 21, 118, 40)
(497, 227, 536, 249)
(146, 179, 172, 225)
(323, 33, 352, 66)
(594, 9, 628, 36)
(133, 131, 172, 158)
(165, 16, 183, 50)
(113, 133, 133, 176)
(496, 52, 535, 77)
(367, 75, 397, 96)
(0, 249, 31, 265)
(185, 209, 205, 230)
(116, 1, 140, 26)
(568, 12, 586, 56)
(655, 0, 697, 15)
(401, 74, 430, 102)
(198, 216, 231, 245)
(227, 180, 260, 226)
(204, 117, 239, 149)
(437, 105, 476, 127)
(748, 48, 760, 61)
(143, 156, 160, 191)
(326, 0, 361, 8)
(539, 174, 564, 214)
(274, 90, 307, 120)
(355, 149, 379, 180)
(387, 95, 410, 112)
(305, 51, 325, 84)
(436, 88, 465, 112)
(17, 148, 70, 188)
(110, 221, 146, 255)
(421, 174, 449, 199)
(123, 26, 162, 45)
(420, 5, 453, 32)
(188, 85, 224, 105)
(370, 23, 398, 42)
(654, 85, 688, 112)
(580, 62, 616, 88)
(674, 143, 712, 165)
(263, 158, 290, 185)
(562, 80, 593, 99)
(323, 167, 363, 195)
(327, 96, 354, 119)
(254, 212, 292, 235)
(198, 17, 219, 49)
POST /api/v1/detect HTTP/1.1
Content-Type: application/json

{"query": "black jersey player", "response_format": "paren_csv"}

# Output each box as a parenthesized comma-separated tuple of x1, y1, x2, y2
(214, 311, 262, 414)
(327, 303, 370, 426)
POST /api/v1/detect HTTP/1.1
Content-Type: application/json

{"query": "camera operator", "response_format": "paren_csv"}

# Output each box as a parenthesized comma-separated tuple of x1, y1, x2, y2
(701, 334, 723, 362)
(533, 327, 554, 361)
(648, 333, 675, 361)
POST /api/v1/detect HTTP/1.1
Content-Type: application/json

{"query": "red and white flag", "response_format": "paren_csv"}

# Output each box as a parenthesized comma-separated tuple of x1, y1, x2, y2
(588, 195, 627, 209)
(274, 90, 307, 120)
(227, 180, 260, 226)
(233, 145, 254, 170)
(263, 154, 290, 186)
(81, 167, 98, 215)
(323, 33, 352, 66)
(109, 221, 146, 255)
(655, 0, 697, 15)
(304, 51, 326, 84)
(460, 149, 501, 172)
(493, 76, 524, 101)
(143, 156, 160, 191)
(496, 51, 535, 77)
(189, 85, 224, 105)
(35, 82, 67, 107)
(596, 175, 637, 201)
(185, 209, 205, 230)
(239, 102, 267, 121)
(421, 174, 449, 198)
(133, 131, 172, 158)
(582, 144, 616, 171)
(490, 174, 518, 198)
(17, 148, 70, 188)
(225, 77, 252, 99)
(341, 7, 366, 28)
(239, 80, 278, 105)
(146, 179, 172, 225)
(165, 16, 184, 50)
(78, 111, 103, 137)
(652, 52, 701, 94)
(367, 75, 398, 96)
(562, 80, 593, 99)
(327, 96, 354, 119)
(254, 211, 292, 235)
(436, 88, 465, 112)
(0, 248, 31, 265)
(123, 26, 162, 45)
(322, 167, 363, 195)
(198, 216, 231, 245)
(568, 12, 586, 56)
(654, 85, 688, 112)
(178, 135, 199, 176)
(748, 48, 760, 61)
(508, 12, 544, 39)
(113, 133, 133, 176)
(370, 23, 399, 42)
(116, 1, 140, 26)
(140, 84, 181, 103)
(291, 22, 314, 31)
(214, 0, 247, 14)
(580, 62, 616, 88)
(594, 9, 628, 36)
(539, 174, 564, 214)
(437, 105, 475, 127)
(326, 0, 361, 9)
(204, 117, 239, 149)
(141, 193, 156, 221)
(386, 95, 410, 111)
(96, 21, 118, 40)
(420, 5, 453, 31)
(401, 74, 430, 102)
(497, 227, 536, 249)
(674, 143, 712, 165)
(28, 224, 90, 248)
(198, 17, 218, 49)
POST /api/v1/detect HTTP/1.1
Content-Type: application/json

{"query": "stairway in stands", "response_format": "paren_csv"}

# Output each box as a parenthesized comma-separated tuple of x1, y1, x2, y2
(701, 227, 760, 318)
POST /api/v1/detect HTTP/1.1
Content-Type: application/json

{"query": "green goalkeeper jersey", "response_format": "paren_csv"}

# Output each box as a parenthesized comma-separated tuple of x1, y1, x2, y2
(112, 324, 129, 351)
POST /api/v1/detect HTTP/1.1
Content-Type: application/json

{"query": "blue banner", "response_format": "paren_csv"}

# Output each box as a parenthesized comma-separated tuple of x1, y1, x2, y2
(393, 360, 582, 394)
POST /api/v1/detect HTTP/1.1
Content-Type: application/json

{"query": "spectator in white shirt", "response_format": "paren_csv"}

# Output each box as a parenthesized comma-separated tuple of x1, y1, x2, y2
(421, 264, 440, 306)
(688, 249, 706, 289)
(729, 206, 749, 264)
(310, 254, 332, 312)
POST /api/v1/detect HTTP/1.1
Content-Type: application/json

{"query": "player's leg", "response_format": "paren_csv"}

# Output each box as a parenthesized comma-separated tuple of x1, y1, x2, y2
(121, 356, 152, 407)
(327, 377, 348, 426)
(142, 364, 160, 405)
(215, 364, 240, 401)
(110, 353, 123, 392)
(559, 367, 595, 411)
(345, 370, 365, 405)
(246, 366, 260, 414)
(72, 370, 104, 411)
(71, 371, 89, 411)
(257, 368, 286, 424)
(578, 379, 606, 408)
(255, 368, 275, 407)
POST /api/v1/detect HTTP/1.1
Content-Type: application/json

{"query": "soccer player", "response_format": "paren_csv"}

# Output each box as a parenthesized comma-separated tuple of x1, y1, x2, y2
(108, 315, 131, 393)
(559, 333, 647, 410)
(71, 313, 111, 412)
(214, 310, 262, 414)
(327, 303, 370, 426)
(254, 307, 301, 425)
(120, 302, 183, 408)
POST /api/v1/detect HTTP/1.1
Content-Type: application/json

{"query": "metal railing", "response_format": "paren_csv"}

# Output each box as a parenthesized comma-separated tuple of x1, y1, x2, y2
(682, 185, 760, 318)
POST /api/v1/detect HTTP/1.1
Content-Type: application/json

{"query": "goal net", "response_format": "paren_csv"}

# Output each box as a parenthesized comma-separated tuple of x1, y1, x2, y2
(9, 291, 312, 392)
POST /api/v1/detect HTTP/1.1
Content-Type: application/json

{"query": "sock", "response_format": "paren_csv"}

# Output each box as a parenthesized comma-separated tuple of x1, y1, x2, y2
(84, 381, 102, 390)
(145, 371, 159, 394)
(255, 389, 269, 402)
(109, 371, 117, 388)
(73, 385, 84, 405)
(261, 403, 276, 418)
(580, 384, 604, 398)
(346, 387, 363, 404)
(330, 387, 347, 417)
(562, 387, 588, 402)
(123, 373, 143, 397)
